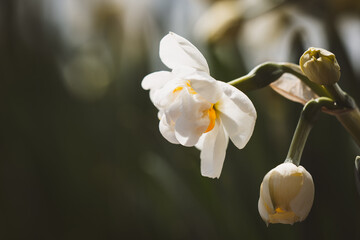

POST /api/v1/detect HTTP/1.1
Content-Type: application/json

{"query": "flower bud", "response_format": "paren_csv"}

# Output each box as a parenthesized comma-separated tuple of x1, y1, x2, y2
(299, 47, 341, 85)
(258, 162, 314, 225)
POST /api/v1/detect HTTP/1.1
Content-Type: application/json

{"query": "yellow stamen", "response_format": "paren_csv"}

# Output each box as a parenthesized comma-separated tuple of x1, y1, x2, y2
(172, 81, 196, 94)
(291, 172, 303, 177)
(173, 86, 183, 93)
(275, 207, 286, 213)
(186, 81, 197, 94)
(204, 104, 216, 133)
(269, 209, 298, 223)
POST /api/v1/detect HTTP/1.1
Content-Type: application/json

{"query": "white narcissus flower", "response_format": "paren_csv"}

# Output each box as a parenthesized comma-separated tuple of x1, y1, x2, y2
(258, 162, 315, 225)
(142, 32, 256, 178)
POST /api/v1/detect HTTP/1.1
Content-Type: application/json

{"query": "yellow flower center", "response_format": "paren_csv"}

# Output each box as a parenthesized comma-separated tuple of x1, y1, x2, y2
(269, 209, 298, 223)
(275, 207, 286, 213)
(172, 86, 183, 93)
(204, 105, 216, 133)
(186, 81, 197, 95)
(172, 81, 217, 133)
(172, 81, 197, 94)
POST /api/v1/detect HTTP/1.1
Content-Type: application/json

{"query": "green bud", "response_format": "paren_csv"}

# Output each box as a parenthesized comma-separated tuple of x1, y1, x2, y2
(299, 47, 341, 85)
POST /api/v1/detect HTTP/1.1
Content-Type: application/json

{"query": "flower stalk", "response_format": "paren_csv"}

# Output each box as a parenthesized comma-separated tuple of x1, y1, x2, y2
(227, 62, 284, 92)
(323, 84, 360, 147)
(228, 62, 331, 98)
(336, 108, 360, 147)
(286, 97, 336, 165)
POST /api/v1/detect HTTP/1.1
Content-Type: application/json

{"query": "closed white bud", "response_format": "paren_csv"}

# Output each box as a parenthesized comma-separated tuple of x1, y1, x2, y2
(258, 162, 314, 225)
(300, 47, 340, 85)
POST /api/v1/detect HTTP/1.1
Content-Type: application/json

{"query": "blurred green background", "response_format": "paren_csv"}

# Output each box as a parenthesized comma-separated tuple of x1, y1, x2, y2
(1, 0, 360, 239)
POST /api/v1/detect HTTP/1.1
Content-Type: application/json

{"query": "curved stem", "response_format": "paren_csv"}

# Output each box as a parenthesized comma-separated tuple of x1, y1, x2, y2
(285, 97, 336, 165)
(228, 62, 284, 92)
(325, 83, 346, 103)
(323, 83, 360, 147)
(228, 62, 331, 98)
(285, 115, 313, 166)
(336, 108, 360, 147)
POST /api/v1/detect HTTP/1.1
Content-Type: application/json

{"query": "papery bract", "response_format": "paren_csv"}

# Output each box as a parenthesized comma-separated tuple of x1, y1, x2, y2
(270, 64, 317, 104)
(142, 32, 256, 178)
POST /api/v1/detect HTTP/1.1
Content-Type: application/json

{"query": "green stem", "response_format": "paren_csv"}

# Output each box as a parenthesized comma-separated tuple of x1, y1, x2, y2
(336, 107, 360, 147)
(323, 83, 360, 147)
(285, 114, 313, 166)
(227, 62, 284, 92)
(285, 97, 336, 165)
(325, 84, 345, 103)
(228, 62, 331, 98)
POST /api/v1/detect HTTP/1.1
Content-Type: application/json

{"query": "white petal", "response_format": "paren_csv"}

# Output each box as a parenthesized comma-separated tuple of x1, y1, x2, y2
(159, 115, 179, 144)
(142, 71, 173, 107)
(258, 170, 275, 222)
(219, 82, 257, 117)
(159, 32, 210, 73)
(173, 92, 210, 147)
(151, 79, 181, 109)
(290, 166, 314, 221)
(174, 123, 202, 147)
(258, 198, 270, 224)
(217, 82, 256, 149)
(200, 120, 229, 178)
(270, 72, 317, 104)
(141, 71, 171, 90)
(172, 66, 197, 79)
(195, 133, 205, 150)
(189, 72, 222, 103)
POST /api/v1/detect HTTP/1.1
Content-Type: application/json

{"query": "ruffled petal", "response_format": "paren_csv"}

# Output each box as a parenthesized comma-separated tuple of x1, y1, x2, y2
(188, 72, 223, 103)
(174, 124, 201, 147)
(141, 71, 172, 90)
(159, 115, 179, 144)
(200, 120, 229, 178)
(195, 132, 205, 151)
(219, 82, 257, 117)
(151, 79, 181, 109)
(159, 32, 210, 73)
(142, 71, 173, 107)
(173, 91, 210, 147)
(216, 82, 256, 149)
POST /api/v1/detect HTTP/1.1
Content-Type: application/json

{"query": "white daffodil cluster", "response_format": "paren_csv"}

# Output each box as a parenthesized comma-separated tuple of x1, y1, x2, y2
(142, 32, 256, 178)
